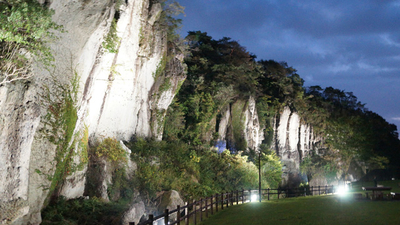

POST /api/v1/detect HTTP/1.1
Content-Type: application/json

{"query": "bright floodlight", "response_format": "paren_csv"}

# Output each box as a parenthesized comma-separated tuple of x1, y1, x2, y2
(251, 194, 258, 202)
(336, 185, 348, 196)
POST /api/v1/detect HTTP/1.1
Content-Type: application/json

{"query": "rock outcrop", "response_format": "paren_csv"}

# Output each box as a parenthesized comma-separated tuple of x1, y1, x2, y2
(273, 107, 321, 186)
(157, 190, 185, 223)
(0, 0, 185, 224)
(122, 201, 146, 225)
(216, 96, 264, 152)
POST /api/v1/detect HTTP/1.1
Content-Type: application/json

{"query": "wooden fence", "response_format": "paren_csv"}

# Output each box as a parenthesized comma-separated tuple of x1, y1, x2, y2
(129, 185, 335, 225)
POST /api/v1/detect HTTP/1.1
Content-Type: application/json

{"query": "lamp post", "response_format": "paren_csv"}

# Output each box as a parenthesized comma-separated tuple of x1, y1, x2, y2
(259, 150, 261, 202)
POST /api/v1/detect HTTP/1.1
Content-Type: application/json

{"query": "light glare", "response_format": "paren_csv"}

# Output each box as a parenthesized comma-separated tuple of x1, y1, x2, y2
(251, 194, 258, 202)
(336, 185, 348, 196)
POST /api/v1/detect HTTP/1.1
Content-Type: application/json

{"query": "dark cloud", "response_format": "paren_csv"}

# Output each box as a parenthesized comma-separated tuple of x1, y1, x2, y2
(177, 0, 400, 131)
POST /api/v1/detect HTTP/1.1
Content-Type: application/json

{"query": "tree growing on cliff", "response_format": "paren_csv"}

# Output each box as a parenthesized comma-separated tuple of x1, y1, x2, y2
(171, 31, 260, 147)
(0, 0, 61, 85)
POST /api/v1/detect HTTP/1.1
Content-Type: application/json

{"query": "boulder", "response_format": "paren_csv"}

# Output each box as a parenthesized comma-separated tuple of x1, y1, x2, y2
(157, 190, 184, 223)
(121, 201, 146, 225)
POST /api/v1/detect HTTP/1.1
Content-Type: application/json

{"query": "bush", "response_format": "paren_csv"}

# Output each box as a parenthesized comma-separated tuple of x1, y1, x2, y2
(41, 196, 129, 225)
(0, 0, 62, 84)
(128, 138, 280, 201)
(95, 137, 127, 164)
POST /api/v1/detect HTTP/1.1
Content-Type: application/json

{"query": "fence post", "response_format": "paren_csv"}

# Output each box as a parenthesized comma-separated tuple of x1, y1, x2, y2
(149, 215, 154, 225)
(211, 195, 214, 215)
(186, 201, 190, 225)
(304, 187, 306, 197)
(216, 194, 219, 212)
(221, 193, 224, 210)
(200, 198, 203, 222)
(311, 186, 313, 196)
(193, 200, 197, 225)
(248, 189, 251, 202)
(164, 209, 169, 225)
(236, 190, 239, 205)
(267, 188, 270, 200)
(205, 198, 208, 218)
(185, 201, 190, 225)
(177, 205, 181, 225)
(325, 185, 328, 195)
(319, 186, 321, 195)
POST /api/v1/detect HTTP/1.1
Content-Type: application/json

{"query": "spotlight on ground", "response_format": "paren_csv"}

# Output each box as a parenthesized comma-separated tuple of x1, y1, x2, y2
(251, 194, 258, 202)
(336, 185, 349, 196)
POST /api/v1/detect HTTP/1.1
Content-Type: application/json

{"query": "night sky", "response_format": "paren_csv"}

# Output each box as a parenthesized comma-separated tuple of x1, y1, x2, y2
(176, 0, 400, 134)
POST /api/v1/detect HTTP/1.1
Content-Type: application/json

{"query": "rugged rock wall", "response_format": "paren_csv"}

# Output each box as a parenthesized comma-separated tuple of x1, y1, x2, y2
(216, 102, 323, 187)
(216, 96, 264, 152)
(0, 82, 41, 225)
(273, 107, 321, 186)
(0, 0, 185, 224)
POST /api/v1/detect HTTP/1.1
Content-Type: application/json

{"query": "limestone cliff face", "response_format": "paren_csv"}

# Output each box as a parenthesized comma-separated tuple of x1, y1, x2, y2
(273, 107, 323, 186)
(216, 101, 323, 187)
(216, 96, 264, 152)
(0, 0, 185, 224)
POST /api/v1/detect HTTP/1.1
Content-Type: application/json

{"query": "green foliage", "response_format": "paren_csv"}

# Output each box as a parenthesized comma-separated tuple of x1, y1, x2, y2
(41, 196, 130, 225)
(128, 138, 200, 200)
(231, 100, 247, 151)
(95, 137, 127, 164)
(93, 137, 130, 201)
(102, 18, 120, 53)
(163, 100, 186, 141)
(261, 151, 283, 188)
(76, 124, 89, 171)
(158, 76, 172, 93)
(0, 0, 62, 84)
(39, 71, 79, 199)
(300, 154, 339, 183)
(300, 86, 400, 175)
(367, 155, 389, 170)
(172, 31, 260, 146)
(127, 138, 280, 201)
(153, 55, 167, 79)
(158, 0, 185, 42)
(257, 60, 304, 108)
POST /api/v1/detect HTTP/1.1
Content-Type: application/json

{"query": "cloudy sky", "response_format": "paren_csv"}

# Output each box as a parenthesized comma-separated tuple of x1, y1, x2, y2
(176, 0, 400, 133)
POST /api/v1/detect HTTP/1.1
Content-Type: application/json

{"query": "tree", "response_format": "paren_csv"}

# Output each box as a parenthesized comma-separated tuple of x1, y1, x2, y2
(172, 31, 261, 146)
(257, 59, 304, 107)
(0, 0, 61, 85)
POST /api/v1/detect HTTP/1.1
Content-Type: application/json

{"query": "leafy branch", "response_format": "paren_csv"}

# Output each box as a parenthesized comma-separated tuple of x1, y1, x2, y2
(0, 0, 62, 85)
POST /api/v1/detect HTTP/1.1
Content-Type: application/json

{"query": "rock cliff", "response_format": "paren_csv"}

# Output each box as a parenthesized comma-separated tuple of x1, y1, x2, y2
(215, 99, 324, 186)
(273, 107, 323, 186)
(0, 0, 185, 224)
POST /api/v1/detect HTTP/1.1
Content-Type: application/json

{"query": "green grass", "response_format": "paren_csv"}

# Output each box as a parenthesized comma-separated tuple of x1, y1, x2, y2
(197, 180, 400, 225)
(198, 195, 400, 225)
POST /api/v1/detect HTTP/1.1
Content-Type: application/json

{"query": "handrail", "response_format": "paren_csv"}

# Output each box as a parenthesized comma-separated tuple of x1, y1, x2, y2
(130, 185, 335, 225)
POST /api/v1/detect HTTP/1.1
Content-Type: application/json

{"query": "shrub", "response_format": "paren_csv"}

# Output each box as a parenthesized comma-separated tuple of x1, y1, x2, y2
(128, 138, 280, 201)
(95, 137, 127, 164)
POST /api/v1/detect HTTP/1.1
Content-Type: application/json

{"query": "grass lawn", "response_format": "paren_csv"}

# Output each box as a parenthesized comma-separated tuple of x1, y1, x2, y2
(198, 180, 400, 225)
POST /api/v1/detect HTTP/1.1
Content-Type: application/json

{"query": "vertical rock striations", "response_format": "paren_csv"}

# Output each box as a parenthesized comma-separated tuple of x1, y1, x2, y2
(0, 0, 186, 224)
(272, 107, 321, 186)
